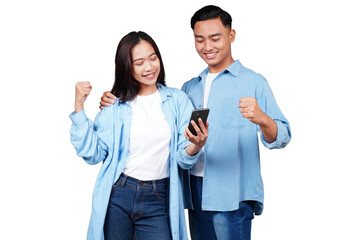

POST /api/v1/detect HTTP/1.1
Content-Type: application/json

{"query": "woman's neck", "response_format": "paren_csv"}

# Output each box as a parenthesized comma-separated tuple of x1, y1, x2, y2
(138, 84, 158, 96)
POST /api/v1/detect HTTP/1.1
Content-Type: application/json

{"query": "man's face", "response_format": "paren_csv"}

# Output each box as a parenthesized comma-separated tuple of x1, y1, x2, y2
(193, 17, 235, 73)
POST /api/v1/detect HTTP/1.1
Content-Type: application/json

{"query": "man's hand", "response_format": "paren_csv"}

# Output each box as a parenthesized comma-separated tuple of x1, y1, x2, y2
(75, 81, 92, 113)
(239, 97, 277, 143)
(184, 118, 209, 156)
(99, 91, 117, 109)
(238, 97, 266, 125)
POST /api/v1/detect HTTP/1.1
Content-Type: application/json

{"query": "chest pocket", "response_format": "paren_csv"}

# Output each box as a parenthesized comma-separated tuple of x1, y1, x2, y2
(215, 98, 247, 129)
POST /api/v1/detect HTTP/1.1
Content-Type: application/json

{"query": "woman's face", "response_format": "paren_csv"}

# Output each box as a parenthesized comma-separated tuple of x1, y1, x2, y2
(131, 40, 161, 95)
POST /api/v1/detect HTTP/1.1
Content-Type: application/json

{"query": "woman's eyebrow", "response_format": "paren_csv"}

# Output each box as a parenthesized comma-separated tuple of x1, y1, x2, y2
(133, 52, 156, 62)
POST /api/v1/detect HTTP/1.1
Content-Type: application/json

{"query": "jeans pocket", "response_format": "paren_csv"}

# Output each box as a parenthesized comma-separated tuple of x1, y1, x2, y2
(111, 177, 122, 192)
(152, 185, 167, 202)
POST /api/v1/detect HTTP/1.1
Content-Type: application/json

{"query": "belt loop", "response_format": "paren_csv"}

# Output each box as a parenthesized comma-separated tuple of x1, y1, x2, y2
(152, 180, 157, 194)
(120, 173, 127, 187)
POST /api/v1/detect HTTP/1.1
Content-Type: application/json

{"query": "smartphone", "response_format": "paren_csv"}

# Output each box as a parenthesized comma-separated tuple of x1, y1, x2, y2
(188, 108, 210, 136)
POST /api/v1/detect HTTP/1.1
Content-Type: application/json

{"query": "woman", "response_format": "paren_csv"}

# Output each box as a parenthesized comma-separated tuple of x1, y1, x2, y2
(70, 31, 208, 240)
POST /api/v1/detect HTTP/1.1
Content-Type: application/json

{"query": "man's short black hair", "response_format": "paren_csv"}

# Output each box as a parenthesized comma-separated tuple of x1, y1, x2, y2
(191, 5, 232, 30)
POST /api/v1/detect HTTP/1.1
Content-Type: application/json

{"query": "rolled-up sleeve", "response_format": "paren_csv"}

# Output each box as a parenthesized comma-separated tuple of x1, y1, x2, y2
(256, 77, 291, 149)
(260, 119, 291, 149)
(70, 108, 111, 165)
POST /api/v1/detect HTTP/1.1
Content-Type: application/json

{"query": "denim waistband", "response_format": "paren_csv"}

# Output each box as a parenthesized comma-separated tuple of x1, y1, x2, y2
(118, 173, 168, 187)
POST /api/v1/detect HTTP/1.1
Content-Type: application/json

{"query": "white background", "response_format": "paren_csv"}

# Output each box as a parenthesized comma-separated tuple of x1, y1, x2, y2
(1, 0, 359, 239)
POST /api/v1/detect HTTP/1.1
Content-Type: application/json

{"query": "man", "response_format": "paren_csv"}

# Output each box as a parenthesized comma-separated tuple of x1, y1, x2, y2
(100, 5, 291, 240)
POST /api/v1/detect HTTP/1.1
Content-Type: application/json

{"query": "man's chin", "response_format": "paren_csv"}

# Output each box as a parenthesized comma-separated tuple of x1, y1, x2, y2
(203, 58, 219, 66)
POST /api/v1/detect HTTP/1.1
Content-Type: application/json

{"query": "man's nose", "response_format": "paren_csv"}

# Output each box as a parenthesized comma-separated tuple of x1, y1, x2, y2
(204, 40, 213, 51)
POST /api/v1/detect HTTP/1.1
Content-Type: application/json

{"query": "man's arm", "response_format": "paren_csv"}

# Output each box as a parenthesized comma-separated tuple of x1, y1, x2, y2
(239, 97, 277, 143)
(185, 118, 209, 155)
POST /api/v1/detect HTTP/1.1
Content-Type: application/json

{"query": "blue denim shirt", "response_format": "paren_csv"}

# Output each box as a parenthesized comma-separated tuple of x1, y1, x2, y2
(70, 85, 200, 240)
(181, 60, 291, 215)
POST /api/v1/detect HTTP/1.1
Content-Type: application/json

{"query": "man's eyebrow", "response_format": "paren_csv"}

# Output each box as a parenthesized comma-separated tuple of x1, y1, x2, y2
(194, 33, 222, 38)
(210, 33, 222, 37)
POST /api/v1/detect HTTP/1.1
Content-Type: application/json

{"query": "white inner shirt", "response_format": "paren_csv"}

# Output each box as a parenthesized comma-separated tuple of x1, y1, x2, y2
(123, 90, 171, 180)
(190, 72, 219, 177)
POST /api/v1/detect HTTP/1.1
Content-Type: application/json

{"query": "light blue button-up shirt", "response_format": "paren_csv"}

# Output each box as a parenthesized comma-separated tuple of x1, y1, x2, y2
(70, 85, 200, 240)
(181, 60, 291, 215)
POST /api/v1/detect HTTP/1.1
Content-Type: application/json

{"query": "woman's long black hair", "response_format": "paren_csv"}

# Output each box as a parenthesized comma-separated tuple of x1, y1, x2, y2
(111, 31, 166, 103)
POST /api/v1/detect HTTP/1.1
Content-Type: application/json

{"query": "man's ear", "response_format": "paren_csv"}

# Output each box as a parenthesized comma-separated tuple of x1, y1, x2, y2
(229, 29, 236, 43)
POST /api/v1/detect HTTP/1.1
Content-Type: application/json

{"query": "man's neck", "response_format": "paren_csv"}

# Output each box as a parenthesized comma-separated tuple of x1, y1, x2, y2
(208, 57, 235, 73)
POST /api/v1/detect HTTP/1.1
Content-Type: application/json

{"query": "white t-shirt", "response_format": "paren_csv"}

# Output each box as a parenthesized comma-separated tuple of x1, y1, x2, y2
(123, 90, 171, 180)
(190, 72, 219, 177)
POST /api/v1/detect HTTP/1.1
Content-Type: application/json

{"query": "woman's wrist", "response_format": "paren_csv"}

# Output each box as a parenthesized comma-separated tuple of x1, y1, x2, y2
(75, 104, 84, 113)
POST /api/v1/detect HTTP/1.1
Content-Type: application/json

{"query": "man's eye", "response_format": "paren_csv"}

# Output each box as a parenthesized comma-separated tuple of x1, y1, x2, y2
(212, 38, 220, 42)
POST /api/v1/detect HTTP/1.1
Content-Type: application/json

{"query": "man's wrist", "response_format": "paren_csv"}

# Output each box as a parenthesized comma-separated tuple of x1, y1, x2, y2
(258, 112, 270, 127)
(186, 144, 201, 156)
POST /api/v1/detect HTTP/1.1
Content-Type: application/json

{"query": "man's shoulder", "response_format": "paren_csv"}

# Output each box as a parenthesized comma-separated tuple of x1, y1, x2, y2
(237, 65, 268, 86)
(181, 76, 200, 93)
(182, 66, 208, 90)
(183, 76, 199, 86)
(239, 64, 263, 78)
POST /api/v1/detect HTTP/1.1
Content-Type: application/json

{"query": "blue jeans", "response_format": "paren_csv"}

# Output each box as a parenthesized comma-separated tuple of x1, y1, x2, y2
(188, 175, 254, 240)
(104, 173, 171, 240)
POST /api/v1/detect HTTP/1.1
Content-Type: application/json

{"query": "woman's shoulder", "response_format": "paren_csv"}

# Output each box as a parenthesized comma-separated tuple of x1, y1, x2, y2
(97, 98, 123, 117)
(158, 84, 188, 99)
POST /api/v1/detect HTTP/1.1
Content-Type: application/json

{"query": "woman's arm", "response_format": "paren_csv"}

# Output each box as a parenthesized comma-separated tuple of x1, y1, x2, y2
(70, 82, 111, 165)
(74, 81, 92, 113)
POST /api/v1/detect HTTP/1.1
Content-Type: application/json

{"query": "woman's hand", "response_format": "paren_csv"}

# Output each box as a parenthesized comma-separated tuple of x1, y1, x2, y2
(75, 81, 92, 113)
(185, 118, 209, 156)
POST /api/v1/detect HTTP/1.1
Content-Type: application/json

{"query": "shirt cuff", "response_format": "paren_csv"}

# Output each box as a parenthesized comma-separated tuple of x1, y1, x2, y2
(178, 144, 201, 169)
(69, 110, 87, 125)
(260, 120, 290, 149)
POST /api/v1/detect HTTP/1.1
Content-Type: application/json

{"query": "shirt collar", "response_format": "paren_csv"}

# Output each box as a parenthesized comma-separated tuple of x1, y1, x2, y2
(196, 60, 243, 82)
(124, 83, 170, 106)
(225, 60, 243, 77)
(157, 84, 172, 102)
